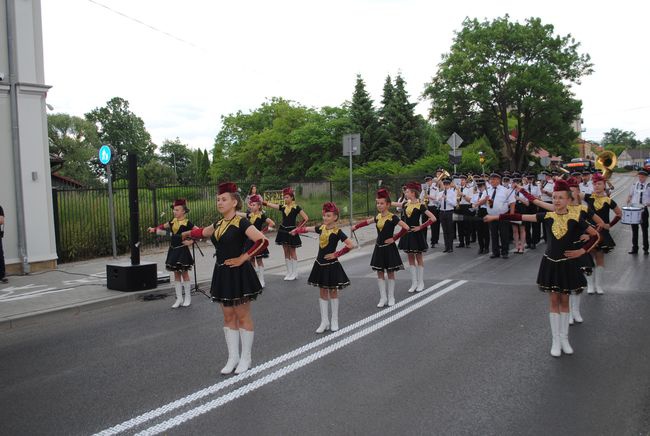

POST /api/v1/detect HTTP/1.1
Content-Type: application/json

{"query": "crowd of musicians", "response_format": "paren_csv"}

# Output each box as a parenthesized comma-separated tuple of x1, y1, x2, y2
(148, 167, 649, 373)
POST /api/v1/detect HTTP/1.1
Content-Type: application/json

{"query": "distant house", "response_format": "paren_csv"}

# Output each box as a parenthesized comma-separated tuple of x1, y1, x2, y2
(617, 149, 650, 168)
(532, 148, 562, 167)
(575, 139, 602, 160)
(49, 153, 84, 189)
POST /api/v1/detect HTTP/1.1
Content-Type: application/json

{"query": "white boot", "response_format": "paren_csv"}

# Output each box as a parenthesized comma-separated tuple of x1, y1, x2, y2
(283, 259, 292, 280)
(595, 266, 604, 294)
(182, 280, 192, 307)
(407, 265, 417, 293)
(387, 279, 396, 306)
(559, 312, 574, 355)
(376, 279, 387, 308)
(234, 329, 254, 374)
(172, 282, 183, 308)
(220, 327, 240, 375)
(549, 313, 561, 357)
(416, 266, 425, 292)
(330, 298, 339, 331)
(291, 259, 299, 280)
(258, 265, 265, 288)
(572, 293, 583, 323)
(569, 295, 575, 325)
(586, 272, 595, 294)
(316, 298, 330, 333)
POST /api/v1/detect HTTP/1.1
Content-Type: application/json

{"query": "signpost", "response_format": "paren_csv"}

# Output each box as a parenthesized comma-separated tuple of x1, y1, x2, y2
(447, 132, 463, 174)
(99, 145, 117, 258)
(342, 134, 361, 230)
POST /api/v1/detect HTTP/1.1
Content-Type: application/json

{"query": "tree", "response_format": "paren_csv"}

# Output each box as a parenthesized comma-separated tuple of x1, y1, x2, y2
(48, 113, 102, 187)
(601, 128, 641, 149)
(349, 74, 386, 163)
(159, 138, 193, 183)
(85, 97, 156, 180)
(424, 16, 593, 171)
(138, 160, 177, 188)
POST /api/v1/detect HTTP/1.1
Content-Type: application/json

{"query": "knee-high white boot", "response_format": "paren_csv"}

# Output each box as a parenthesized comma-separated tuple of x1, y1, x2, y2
(407, 265, 417, 293)
(586, 272, 595, 294)
(572, 293, 583, 323)
(182, 280, 192, 307)
(330, 298, 339, 331)
(220, 327, 240, 375)
(316, 298, 330, 333)
(416, 265, 425, 292)
(172, 281, 183, 308)
(234, 329, 254, 374)
(377, 279, 387, 308)
(257, 265, 265, 288)
(559, 312, 574, 355)
(569, 295, 575, 325)
(290, 259, 299, 280)
(549, 313, 561, 357)
(387, 279, 396, 306)
(283, 258, 292, 280)
(595, 266, 604, 294)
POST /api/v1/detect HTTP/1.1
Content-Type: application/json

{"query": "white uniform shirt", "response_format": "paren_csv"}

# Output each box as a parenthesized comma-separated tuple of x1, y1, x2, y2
(486, 185, 516, 215)
(460, 186, 473, 205)
(540, 180, 555, 202)
(523, 182, 541, 198)
(420, 183, 440, 208)
(437, 187, 457, 211)
(472, 189, 488, 210)
(579, 180, 593, 195)
(629, 180, 650, 206)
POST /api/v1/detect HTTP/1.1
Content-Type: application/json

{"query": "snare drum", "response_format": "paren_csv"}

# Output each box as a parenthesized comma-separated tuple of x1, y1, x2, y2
(621, 206, 643, 225)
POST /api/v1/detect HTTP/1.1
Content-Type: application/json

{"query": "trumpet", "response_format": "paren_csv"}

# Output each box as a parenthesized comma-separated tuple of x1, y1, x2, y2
(435, 169, 451, 184)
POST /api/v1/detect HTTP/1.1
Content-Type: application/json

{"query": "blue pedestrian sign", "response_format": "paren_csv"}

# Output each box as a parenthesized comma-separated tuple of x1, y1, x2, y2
(99, 145, 112, 165)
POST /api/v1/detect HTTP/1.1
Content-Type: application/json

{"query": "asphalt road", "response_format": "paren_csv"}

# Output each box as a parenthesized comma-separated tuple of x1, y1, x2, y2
(1, 176, 649, 436)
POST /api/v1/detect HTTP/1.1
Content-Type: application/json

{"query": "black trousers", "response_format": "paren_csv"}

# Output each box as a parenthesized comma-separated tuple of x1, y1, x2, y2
(539, 202, 552, 242)
(476, 210, 490, 251)
(427, 206, 440, 245)
(489, 221, 510, 255)
(0, 238, 5, 279)
(440, 210, 455, 251)
(525, 205, 540, 246)
(631, 207, 649, 251)
(456, 205, 472, 246)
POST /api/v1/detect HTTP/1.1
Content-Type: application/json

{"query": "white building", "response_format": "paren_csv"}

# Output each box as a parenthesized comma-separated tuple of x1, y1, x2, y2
(1, 0, 57, 273)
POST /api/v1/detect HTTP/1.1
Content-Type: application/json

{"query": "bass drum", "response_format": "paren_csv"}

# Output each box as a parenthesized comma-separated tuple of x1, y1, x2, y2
(621, 206, 643, 225)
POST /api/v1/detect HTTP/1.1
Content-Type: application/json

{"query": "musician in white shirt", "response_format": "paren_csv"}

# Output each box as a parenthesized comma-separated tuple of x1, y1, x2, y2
(521, 174, 541, 249)
(626, 169, 650, 254)
(471, 179, 490, 254)
(579, 170, 593, 196)
(437, 178, 457, 253)
(483, 173, 516, 258)
(421, 174, 441, 248)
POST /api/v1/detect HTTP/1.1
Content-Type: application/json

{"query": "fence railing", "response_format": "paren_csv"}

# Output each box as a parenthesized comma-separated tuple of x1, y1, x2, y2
(52, 177, 417, 263)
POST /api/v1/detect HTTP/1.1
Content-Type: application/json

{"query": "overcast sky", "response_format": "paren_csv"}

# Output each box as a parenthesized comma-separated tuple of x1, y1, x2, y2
(41, 0, 650, 151)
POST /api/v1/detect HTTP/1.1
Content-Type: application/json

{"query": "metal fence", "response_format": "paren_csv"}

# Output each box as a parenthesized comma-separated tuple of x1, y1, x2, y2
(52, 177, 416, 263)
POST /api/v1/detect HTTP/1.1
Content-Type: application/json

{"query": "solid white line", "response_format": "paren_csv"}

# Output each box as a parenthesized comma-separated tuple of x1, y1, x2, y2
(136, 280, 467, 435)
(93, 279, 454, 436)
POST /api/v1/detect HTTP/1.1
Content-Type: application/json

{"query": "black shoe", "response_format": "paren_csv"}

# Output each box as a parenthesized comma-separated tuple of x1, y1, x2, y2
(442, 249, 449, 253)
(628, 249, 639, 254)
(530, 244, 536, 250)
(0, 278, 7, 284)
(456, 244, 465, 248)
(644, 250, 649, 255)
(465, 244, 471, 248)
(431, 243, 437, 248)
(490, 253, 500, 259)
(502, 253, 509, 259)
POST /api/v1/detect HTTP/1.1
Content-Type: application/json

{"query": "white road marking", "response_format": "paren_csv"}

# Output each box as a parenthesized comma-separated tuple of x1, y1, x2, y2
(135, 280, 467, 436)
(93, 279, 455, 436)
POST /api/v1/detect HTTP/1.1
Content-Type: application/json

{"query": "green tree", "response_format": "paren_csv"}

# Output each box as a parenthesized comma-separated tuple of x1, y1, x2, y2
(159, 138, 193, 183)
(349, 74, 386, 163)
(85, 97, 156, 180)
(601, 128, 641, 148)
(381, 74, 425, 162)
(138, 160, 177, 188)
(48, 113, 102, 187)
(424, 16, 593, 171)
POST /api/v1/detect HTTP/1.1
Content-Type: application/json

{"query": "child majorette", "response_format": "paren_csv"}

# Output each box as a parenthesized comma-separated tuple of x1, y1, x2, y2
(263, 187, 308, 281)
(393, 181, 436, 292)
(291, 202, 355, 333)
(148, 199, 197, 308)
(352, 188, 410, 307)
(237, 194, 275, 288)
(583, 173, 622, 295)
(486, 180, 600, 357)
(185, 182, 269, 375)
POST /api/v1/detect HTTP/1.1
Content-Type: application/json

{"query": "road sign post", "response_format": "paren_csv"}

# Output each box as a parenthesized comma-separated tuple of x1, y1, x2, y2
(447, 132, 464, 174)
(99, 145, 117, 259)
(342, 134, 361, 230)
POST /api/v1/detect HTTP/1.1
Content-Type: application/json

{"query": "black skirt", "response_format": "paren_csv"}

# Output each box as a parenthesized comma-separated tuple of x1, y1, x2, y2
(398, 230, 428, 253)
(243, 238, 269, 258)
(165, 244, 194, 272)
(370, 243, 404, 272)
(308, 260, 350, 290)
(536, 256, 586, 295)
(210, 262, 263, 306)
(596, 229, 615, 253)
(275, 226, 302, 247)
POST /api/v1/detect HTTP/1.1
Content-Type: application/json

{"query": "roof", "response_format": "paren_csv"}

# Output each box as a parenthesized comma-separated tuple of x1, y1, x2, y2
(52, 173, 84, 188)
(619, 149, 650, 160)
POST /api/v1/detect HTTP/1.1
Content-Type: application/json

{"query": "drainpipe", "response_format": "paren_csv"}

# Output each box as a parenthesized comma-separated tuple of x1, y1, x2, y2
(5, 0, 30, 273)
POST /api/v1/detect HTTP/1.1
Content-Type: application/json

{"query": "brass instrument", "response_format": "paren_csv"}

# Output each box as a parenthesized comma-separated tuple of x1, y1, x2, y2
(595, 151, 617, 180)
(435, 169, 451, 183)
(557, 166, 571, 180)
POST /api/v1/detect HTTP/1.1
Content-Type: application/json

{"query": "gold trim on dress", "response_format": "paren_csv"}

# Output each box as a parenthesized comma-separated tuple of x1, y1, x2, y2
(214, 216, 241, 241)
(319, 225, 340, 249)
(171, 217, 188, 234)
(282, 203, 297, 216)
(544, 208, 582, 240)
(375, 213, 394, 231)
(591, 194, 611, 211)
(248, 212, 262, 225)
(404, 201, 422, 218)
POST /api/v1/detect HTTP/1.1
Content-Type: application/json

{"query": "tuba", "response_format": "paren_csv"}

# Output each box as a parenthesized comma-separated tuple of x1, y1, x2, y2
(595, 151, 617, 180)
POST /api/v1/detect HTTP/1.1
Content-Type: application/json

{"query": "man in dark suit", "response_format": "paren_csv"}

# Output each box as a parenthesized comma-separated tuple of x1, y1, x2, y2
(0, 205, 6, 283)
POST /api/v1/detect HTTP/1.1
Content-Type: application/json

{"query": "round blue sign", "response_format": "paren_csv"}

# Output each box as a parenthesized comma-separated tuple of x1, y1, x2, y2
(99, 145, 112, 165)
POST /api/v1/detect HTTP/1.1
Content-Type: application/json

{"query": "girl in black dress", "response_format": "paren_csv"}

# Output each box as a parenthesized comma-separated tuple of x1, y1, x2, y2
(147, 199, 198, 308)
(237, 195, 275, 288)
(185, 183, 269, 375)
(352, 189, 410, 307)
(392, 182, 436, 293)
(486, 180, 600, 357)
(292, 202, 355, 333)
(583, 173, 622, 295)
(263, 187, 309, 281)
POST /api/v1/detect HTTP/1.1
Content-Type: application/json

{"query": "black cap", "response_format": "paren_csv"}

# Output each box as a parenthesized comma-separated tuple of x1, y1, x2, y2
(489, 172, 501, 179)
(476, 178, 486, 185)
(582, 170, 591, 175)
(442, 177, 452, 184)
(540, 170, 549, 176)
(424, 175, 433, 181)
(459, 174, 467, 179)
(639, 169, 649, 176)
(571, 171, 581, 176)
(436, 167, 444, 173)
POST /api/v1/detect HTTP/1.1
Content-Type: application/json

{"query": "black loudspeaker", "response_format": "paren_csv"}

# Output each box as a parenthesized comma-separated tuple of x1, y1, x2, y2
(106, 262, 157, 292)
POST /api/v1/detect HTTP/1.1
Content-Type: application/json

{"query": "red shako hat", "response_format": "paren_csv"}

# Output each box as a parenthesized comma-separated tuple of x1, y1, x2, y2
(322, 202, 339, 215)
(172, 199, 187, 208)
(376, 188, 391, 200)
(218, 182, 238, 195)
(405, 181, 421, 192)
(553, 179, 570, 192)
(248, 194, 262, 204)
(566, 177, 579, 188)
(591, 173, 605, 183)
(282, 187, 294, 196)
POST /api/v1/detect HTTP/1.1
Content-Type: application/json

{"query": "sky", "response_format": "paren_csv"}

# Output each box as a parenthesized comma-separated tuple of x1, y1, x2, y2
(41, 0, 650, 151)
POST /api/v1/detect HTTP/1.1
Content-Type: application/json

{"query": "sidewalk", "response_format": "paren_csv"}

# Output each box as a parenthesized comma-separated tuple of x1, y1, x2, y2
(0, 224, 378, 330)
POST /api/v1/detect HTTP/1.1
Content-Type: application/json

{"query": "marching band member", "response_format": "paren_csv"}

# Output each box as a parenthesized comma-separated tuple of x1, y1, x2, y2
(539, 171, 555, 243)
(147, 199, 197, 308)
(485, 173, 516, 258)
(580, 170, 593, 198)
(237, 195, 275, 287)
(352, 189, 410, 307)
(395, 182, 436, 292)
(185, 182, 269, 375)
(291, 202, 355, 333)
(438, 177, 457, 253)
(511, 175, 529, 254)
(626, 169, 650, 255)
(456, 174, 474, 249)
(471, 179, 490, 254)
(263, 187, 309, 281)
(522, 174, 541, 249)
(421, 175, 441, 248)
(584, 173, 623, 294)
(485, 180, 600, 357)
